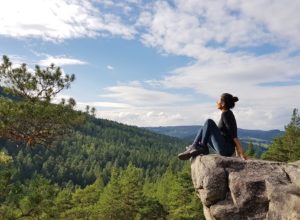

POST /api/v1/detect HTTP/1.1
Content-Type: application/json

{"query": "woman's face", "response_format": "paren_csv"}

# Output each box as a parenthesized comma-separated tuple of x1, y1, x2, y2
(217, 98, 225, 110)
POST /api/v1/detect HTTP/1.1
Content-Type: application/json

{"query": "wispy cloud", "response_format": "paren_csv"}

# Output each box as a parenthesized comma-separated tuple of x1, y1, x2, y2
(125, 0, 300, 129)
(0, 0, 136, 41)
(150, 54, 300, 129)
(39, 55, 87, 66)
(100, 84, 192, 107)
(78, 101, 131, 108)
(137, 0, 300, 59)
(2, 0, 300, 129)
(92, 0, 300, 129)
(107, 65, 114, 70)
(0, 54, 29, 66)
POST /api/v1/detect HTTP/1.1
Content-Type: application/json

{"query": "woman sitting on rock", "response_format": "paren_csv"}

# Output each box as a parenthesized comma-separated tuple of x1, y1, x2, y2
(178, 93, 247, 160)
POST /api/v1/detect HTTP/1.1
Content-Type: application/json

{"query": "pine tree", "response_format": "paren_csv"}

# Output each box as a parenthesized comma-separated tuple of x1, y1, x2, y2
(0, 55, 85, 146)
(262, 109, 300, 162)
(0, 151, 13, 202)
(168, 167, 204, 220)
(137, 197, 168, 220)
(61, 178, 103, 219)
(96, 167, 124, 220)
(155, 167, 177, 207)
(2, 175, 59, 219)
(246, 141, 256, 158)
(54, 184, 74, 216)
(120, 162, 144, 220)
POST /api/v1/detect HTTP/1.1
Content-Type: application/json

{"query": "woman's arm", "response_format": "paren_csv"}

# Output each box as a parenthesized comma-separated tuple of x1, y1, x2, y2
(233, 138, 247, 160)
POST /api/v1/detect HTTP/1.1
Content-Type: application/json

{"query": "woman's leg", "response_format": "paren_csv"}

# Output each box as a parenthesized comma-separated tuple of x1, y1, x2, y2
(201, 119, 233, 156)
(178, 119, 233, 160)
(192, 126, 203, 146)
(178, 126, 208, 160)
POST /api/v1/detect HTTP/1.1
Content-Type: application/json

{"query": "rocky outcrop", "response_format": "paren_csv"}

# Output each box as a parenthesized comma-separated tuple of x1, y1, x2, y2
(191, 155, 300, 220)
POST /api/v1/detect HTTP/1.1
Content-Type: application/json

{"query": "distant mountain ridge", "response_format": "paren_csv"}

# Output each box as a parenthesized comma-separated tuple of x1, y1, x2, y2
(144, 125, 284, 143)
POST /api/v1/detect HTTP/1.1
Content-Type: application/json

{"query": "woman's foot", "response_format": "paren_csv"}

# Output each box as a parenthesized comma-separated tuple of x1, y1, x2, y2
(178, 144, 209, 160)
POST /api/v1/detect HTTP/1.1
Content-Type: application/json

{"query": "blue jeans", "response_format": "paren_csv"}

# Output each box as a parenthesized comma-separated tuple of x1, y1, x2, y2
(193, 119, 235, 156)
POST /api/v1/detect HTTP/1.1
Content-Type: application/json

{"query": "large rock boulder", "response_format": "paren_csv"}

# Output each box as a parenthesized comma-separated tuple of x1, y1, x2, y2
(191, 155, 300, 220)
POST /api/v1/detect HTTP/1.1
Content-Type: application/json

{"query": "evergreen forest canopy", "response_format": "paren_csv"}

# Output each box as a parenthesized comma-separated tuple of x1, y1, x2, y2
(0, 56, 299, 219)
(261, 108, 300, 162)
(0, 56, 203, 219)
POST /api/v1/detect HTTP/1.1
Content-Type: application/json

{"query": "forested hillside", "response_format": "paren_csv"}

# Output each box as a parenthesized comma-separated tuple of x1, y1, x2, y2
(1, 115, 205, 219)
(0, 56, 204, 219)
(1, 116, 186, 186)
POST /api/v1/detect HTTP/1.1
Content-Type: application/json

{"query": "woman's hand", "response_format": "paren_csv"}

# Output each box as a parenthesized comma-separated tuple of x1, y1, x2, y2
(239, 153, 247, 160)
(235, 148, 247, 160)
(233, 138, 247, 160)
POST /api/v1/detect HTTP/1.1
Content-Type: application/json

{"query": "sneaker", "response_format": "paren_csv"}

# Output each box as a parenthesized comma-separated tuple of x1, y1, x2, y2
(178, 144, 208, 160)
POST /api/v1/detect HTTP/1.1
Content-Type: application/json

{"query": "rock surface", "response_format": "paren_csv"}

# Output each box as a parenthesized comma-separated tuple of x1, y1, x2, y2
(191, 155, 300, 220)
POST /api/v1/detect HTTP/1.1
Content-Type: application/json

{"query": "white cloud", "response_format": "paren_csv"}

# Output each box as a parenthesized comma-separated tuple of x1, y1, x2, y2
(78, 101, 131, 108)
(39, 56, 86, 66)
(228, 0, 300, 48)
(94, 0, 300, 129)
(148, 52, 300, 129)
(0, 54, 30, 67)
(95, 91, 296, 129)
(99, 84, 192, 107)
(2, 0, 300, 129)
(137, 0, 300, 59)
(0, 0, 136, 41)
(107, 65, 114, 70)
(159, 54, 300, 94)
(94, 104, 210, 127)
(96, 0, 141, 14)
(52, 94, 73, 104)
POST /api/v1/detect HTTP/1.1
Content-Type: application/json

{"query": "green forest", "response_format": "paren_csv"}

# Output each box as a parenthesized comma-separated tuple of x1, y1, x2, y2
(1, 56, 300, 219)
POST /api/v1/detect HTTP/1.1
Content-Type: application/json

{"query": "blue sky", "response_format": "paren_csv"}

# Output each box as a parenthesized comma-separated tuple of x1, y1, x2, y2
(1, 0, 300, 130)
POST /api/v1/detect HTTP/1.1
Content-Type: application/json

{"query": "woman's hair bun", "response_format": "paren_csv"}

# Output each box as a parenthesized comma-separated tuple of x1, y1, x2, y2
(233, 96, 239, 102)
